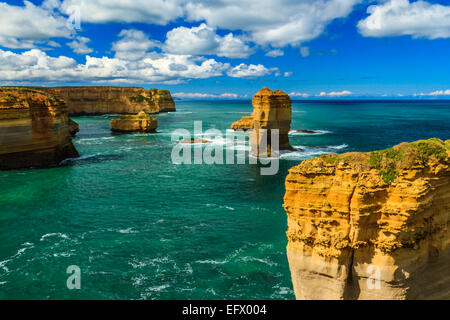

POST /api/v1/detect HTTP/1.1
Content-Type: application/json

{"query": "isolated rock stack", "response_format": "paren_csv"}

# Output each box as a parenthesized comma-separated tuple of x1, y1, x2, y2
(231, 87, 293, 157)
(283, 139, 450, 300)
(110, 111, 158, 133)
(0, 88, 79, 170)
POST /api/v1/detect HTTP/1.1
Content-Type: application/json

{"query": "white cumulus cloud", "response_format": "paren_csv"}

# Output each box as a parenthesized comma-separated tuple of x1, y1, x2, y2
(319, 90, 352, 97)
(164, 23, 253, 58)
(67, 36, 93, 54)
(0, 0, 72, 49)
(60, 0, 184, 25)
(112, 29, 160, 60)
(265, 49, 284, 58)
(358, 0, 450, 39)
(227, 63, 277, 78)
(186, 0, 362, 47)
(414, 89, 450, 96)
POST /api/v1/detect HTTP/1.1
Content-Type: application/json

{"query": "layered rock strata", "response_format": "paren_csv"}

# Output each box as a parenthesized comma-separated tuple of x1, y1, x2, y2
(283, 139, 450, 300)
(231, 115, 254, 131)
(0, 88, 79, 170)
(110, 111, 158, 133)
(68, 118, 79, 137)
(42, 87, 175, 115)
(231, 87, 293, 156)
(250, 87, 293, 157)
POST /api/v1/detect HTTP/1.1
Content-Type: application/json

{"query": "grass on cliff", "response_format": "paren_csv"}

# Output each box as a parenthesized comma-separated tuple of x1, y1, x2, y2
(0, 87, 59, 102)
(320, 138, 449, 185)
(129, 94, 151, 104)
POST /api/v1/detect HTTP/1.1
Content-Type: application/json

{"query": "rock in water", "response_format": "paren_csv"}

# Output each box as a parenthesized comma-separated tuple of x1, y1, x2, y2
(250, 87, 293, 157)
(231, 115, 254, 131)
(0, 88, 79, 170)
(110, 111, 158, 133)
(41, 87, 176, 115)
(283, 138, 450, 300)
(180, 138, 211, 144)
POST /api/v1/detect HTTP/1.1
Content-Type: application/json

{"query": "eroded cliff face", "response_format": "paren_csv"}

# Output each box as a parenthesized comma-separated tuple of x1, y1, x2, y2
(43, 87, 176, 115)
(283, 139, 450, 300)
(0, 88, 79, 170)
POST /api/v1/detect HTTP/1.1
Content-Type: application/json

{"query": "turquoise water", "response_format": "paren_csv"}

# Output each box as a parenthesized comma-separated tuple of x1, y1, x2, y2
(0, 100, 449, 300)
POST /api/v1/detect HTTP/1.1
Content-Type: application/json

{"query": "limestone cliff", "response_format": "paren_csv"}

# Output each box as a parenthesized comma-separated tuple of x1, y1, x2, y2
(42, 87, 175, 115)
(0, 88, 79, 170)
(110, 111, 157, 133)
(283, 139, 450, 300)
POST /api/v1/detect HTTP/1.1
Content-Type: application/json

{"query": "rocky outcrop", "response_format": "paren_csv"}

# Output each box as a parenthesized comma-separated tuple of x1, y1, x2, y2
(231, 87, 293, 156)
(180, 138, 211, 144)
(110, 111, 158, 133)
(283, 138, 450, 300)
(231, 115, 254, 131)
(0, 88, 79, 170)
(42, 87, 175, 115)
(250, 87, 293, 157)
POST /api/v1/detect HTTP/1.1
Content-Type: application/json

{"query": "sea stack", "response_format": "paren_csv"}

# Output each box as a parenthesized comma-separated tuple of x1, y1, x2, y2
(0, 88, 79, 170)
(250, 87, 293, 157)
(43, 87, 176, 115)
(283, 138, 450, 300)
(110, 111, 158, 133)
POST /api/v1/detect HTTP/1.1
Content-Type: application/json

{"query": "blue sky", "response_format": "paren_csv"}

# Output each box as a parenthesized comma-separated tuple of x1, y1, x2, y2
(0, 0, 449, 99)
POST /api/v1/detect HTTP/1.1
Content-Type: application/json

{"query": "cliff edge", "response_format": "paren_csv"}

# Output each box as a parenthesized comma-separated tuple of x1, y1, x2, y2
(43, 87, 175, 115)
(283, 139, 450, 299)
(0, 88, 79, 170)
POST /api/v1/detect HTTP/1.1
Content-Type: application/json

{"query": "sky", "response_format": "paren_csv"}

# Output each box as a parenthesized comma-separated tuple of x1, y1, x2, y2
(0, 0, 449, 99)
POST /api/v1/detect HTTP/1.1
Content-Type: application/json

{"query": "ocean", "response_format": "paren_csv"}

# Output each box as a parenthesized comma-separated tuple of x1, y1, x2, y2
(0, 100, 449, 299)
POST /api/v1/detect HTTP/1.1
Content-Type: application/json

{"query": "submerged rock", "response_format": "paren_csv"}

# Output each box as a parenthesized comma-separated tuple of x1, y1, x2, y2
(283, 138, 450, 300)
(180, 138, 211, 144)
(0, 87, 79, 170)
(110, 111, 158, 133)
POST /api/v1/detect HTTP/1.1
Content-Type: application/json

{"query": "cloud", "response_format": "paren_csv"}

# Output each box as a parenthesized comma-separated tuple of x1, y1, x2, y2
(265, 49, 284, 58)
(173, 92, 240, 99)
(227, 63, 277, 78)
(289, 92, 310, 98)
(358, 0, 450, 39)
(164, 23, 253, 58)
(67, 36, 93, 54)
(186, 0, 362, 47)
(60, 0, 184, 25)
(0, 1, 72, 49)
(112, 29, 160, 60)
(0, 48, 232, 84)
(300, 46, 310, 57)
(284, 72, 293, 77)
(414, 89, 450, 96)
(319, 90, 352, 97)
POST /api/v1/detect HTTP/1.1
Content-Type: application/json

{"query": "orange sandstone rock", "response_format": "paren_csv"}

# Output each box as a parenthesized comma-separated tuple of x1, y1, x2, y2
(283, 139, 450, 300)
(231, 115, 254, 131)
(42, 86, 175, 115)
(0, 88, 79, 170)
(230, 87, 293, 156)
(110, 111, 158, 133)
